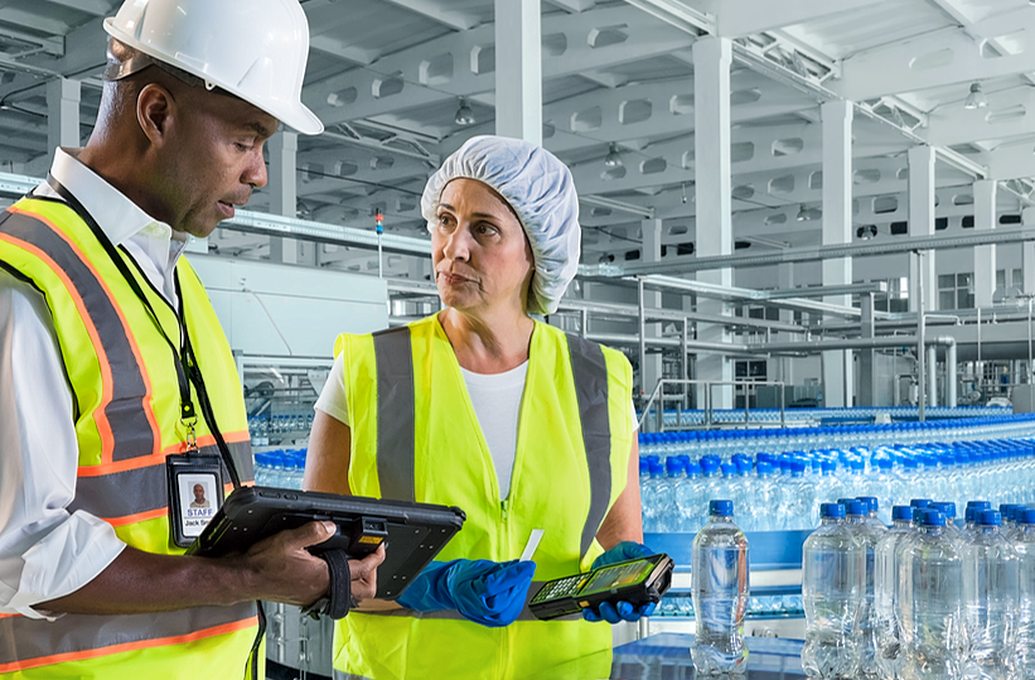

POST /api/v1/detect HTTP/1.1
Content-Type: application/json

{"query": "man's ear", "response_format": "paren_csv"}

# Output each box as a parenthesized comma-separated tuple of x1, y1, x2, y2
(136, 83, 176, 147)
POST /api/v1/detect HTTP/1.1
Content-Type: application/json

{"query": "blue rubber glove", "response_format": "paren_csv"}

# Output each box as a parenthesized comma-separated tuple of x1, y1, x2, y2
(582, 541, 658, 624)
(397, 558, 536, 627)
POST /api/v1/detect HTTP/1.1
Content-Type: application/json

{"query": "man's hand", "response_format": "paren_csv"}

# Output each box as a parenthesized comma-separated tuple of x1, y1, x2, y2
(241, 521, 384, 607)
(348, 544, 384, 603)
(37, 522, 386, 616)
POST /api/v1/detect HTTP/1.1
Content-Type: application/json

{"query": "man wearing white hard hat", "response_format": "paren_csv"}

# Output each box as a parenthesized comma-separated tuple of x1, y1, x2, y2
(0, 1, 382, 678)
(306, 136, 652, 679)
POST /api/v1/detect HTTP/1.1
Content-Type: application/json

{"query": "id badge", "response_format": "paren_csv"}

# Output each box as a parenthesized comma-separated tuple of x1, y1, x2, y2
(166, 453, 224, 548)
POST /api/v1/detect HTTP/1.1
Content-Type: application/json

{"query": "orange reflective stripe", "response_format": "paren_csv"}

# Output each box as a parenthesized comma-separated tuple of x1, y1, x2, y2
(0, 208, 158, 463)
(0, 613, 257, 674)
(76, 430, 252, 477)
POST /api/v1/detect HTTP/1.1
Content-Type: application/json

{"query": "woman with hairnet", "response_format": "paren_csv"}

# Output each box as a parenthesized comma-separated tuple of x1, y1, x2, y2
(305, 135, 651, 679)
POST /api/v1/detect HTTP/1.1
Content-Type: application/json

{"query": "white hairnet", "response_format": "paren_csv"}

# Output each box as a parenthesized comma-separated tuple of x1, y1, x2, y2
(422, 135, 580, 315)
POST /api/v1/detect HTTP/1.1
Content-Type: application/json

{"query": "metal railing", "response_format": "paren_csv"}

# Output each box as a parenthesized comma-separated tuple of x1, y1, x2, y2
(639, 378, 787, 432)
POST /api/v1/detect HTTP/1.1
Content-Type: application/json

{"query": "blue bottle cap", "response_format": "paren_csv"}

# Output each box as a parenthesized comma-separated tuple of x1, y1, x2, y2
(1020, 509, 1035, 525)
(821, 502, 845, 519)
(845, 500, 865, 517)
(892, 505, 913, 522)
(1000, 503, 1019, 517)
(857, 496, 878, 513)
(921, 509, 946, 527)
(837, 497, 854, 506)
(979, 510, 1002, 526)
(910, 498, 933, 509)
(709, 499, 734, 517)
(966, 500, 991, 510)
(931, 502, 956, 519)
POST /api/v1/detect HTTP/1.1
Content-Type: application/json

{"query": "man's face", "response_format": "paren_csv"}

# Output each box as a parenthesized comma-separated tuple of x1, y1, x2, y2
(193, 484, 205, 503)
(155, 87, 277, 238)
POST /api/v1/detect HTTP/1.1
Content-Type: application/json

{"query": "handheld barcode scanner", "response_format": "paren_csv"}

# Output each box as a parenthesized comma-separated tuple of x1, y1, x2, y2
(528, 553, 674, 621)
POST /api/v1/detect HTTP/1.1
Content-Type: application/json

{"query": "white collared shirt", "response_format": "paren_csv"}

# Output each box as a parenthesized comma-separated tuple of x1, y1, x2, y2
(0, 148, 188, 618)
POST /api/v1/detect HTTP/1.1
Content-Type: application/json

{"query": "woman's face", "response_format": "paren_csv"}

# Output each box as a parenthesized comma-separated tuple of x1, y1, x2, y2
(431, 179, 534, 315)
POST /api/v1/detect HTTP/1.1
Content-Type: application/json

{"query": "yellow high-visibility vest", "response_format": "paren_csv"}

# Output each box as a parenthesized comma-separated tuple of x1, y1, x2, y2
(0, 197, 258, 679)
(332, 314, 634, 679)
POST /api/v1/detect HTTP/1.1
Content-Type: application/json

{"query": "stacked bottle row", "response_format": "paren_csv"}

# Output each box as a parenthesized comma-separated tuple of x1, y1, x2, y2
(654, 405, 1011, 428)
(248, 413, 315, 444)
(639, 413, 1035, 460)
(802, 498, 1035, 680)
(640, 439, 1035, 534)
(253, 448, 307, 489)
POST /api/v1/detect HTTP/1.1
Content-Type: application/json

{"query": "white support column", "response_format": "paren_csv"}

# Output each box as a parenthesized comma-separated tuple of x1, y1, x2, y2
(973, 180, 997, 309)
(693, 36, 734, 409)
(770, 263, 795, 385)
(47, 77, 81, 151)
(641, 219, 664, 396)
(1024, 207, 1035, 294)
(494, 0, 542, 145)
(268, 131, 313, 265)
(908, 146, 937, 312)
(821, 100, 854, 407)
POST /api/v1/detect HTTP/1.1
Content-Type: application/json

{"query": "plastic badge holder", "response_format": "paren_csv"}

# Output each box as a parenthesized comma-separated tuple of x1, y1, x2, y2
(186, 486, 466, 599)
(528, 553, 674, 621)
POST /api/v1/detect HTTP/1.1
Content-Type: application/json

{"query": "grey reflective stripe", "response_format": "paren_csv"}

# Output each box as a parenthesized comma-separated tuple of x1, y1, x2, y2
(565, 335, 613, 558)
(361, 582, 575, 622)
(0, 209, 157, 462)
(68, 441, 252, 520)
(0, 602, 257, 669)
(226, 440, 254, 484)
(372, 326, 415, 502)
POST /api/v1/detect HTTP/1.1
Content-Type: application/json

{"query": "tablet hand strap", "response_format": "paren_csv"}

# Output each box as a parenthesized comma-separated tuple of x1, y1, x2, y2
(304, 549, 357, 620)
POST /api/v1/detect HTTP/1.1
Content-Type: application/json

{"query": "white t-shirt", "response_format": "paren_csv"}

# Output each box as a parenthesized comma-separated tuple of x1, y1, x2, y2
(314, 353, 637, 500)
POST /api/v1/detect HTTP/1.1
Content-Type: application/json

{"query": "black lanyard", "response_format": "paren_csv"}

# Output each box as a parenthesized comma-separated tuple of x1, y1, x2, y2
(44, 175, 201, 444)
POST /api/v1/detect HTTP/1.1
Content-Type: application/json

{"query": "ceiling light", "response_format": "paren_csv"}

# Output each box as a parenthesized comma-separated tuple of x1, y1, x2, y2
(964, 82, 987, 110)
(604, 142, 623, 169)
(796, 204, 809, 221)
(454, 98, 475, 126)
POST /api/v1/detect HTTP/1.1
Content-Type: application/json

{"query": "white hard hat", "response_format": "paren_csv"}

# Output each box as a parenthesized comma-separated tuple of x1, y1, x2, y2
(104, 0, 323, 135)
(422, 136, 581, 316)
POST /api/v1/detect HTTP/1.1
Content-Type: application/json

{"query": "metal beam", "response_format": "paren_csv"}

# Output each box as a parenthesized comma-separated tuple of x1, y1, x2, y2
(598, 225, 1035, 276)
(632, 274, 879, 319)
(764, 281, 887, 299)
(304, 5, 687, 127)
(836, 6, 1035, 101)
(37, 0, 110, 14)
(715, 0, 873, 38)
(379, 0, 481, 30)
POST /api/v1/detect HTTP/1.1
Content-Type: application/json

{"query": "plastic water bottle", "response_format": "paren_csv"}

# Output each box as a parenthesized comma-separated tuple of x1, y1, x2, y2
(802, 502, 864, 679)
(962, 510, 1020, 679)
(845, 500, 881, 679)
(856, 496, 886, 533)
(691, 499, 749, 676)
(898, 509, 966, 679)
(965, 500, 992, 534)
(931, 502, 962, 541)
(1016, 508, 1035, 679)
(874, 505, 914, 680)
